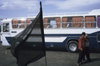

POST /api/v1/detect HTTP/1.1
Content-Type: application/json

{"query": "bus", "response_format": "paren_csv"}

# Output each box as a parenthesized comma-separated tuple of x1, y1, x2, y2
(0, 14, 100, 52)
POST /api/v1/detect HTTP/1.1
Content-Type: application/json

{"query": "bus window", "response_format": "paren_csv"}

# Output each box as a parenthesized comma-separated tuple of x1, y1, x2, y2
(62, 17, 83, 28)
(44, 18, 48, 28)
(55, 18, 60, 28)
(12, 20, 25, 28)
(12, 20, 18, 28)
(20, 20, 25, 28)
(3, 23, 9, 32)
(66, 23, 70, 27)
(18, 22, 21, 28)
(62, 17, 67, 28)
(47, 20, 57, 28)
(85, 16, 96, 28)
(26, 19, 32, 27)
(44, 17, 60, 28)
(98, 16, 100, 28)
(72, 17, 83, 27)
(62, 17, 72, 28)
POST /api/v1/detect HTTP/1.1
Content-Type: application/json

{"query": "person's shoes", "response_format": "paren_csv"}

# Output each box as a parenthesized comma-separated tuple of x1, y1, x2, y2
(87, 60, 91, 62)
(80, 62, 82, 64)
(77, 63, 80, 66)
(82, 60, 86, 62)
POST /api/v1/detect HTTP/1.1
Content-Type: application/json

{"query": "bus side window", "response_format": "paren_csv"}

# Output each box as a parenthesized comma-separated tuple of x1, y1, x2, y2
(85, 16, 96, 28)
(98, 16, 100, 28)
(55, 18, 60, 28)
(66, 23, 69, 27)
(12, 20, 18, 28)
(26, 19, 31, 27)
(62, 17, 67, 28)
(72, 17, 83, 28)
(47, 20, 57, 28)
(44, 17, 60, 28)
(12, 20, 25, 29)
(20, 20, 25, 28)
(18, 23, 21, 28)
(44, 18, 48, 28)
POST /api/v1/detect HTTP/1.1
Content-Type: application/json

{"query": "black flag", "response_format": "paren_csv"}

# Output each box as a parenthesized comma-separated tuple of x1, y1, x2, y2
(11, 2, 45, 66)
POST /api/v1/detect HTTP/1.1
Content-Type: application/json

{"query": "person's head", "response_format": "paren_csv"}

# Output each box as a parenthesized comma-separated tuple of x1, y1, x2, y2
(82, 32, 86, 37)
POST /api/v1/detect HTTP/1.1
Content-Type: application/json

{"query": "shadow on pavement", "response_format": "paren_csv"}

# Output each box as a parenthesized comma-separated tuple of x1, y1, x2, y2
(46, 48, 100, 53)
(81, 58, 100, 65)
(4, 46, 100, 53)
(90, 48, 100, 53)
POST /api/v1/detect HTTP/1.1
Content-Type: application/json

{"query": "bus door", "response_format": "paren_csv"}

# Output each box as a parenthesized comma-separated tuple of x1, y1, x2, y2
(1, 22, 11, 46)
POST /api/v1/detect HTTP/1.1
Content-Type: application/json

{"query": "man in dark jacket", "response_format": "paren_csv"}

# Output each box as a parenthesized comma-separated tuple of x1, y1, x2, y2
(77, 32, 86, 65)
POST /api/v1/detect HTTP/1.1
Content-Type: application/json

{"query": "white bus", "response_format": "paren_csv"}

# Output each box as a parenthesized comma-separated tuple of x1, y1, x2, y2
(0, 14, 100, 52)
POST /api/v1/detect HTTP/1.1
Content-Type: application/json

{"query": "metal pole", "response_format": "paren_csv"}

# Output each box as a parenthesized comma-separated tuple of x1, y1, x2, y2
(45, 55, 47, 66)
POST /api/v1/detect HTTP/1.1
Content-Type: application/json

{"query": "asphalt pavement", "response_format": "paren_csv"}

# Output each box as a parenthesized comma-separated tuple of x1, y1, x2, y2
(0, 44, 100, 66)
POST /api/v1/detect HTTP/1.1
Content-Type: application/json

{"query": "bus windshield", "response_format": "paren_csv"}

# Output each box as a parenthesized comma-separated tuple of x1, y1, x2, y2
(3, 23, 9, 32)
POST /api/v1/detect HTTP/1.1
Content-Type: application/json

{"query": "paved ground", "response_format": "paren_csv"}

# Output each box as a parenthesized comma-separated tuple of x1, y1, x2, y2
(0, 43, 100, 66)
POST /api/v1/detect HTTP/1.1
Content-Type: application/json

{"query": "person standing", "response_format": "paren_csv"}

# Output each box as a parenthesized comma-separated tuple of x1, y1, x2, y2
(77, 32, 86, 65)
(83, 34, 91, 62)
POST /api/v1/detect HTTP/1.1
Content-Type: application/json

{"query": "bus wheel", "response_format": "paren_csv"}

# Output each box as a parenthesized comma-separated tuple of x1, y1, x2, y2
(67, 41, 78, 53)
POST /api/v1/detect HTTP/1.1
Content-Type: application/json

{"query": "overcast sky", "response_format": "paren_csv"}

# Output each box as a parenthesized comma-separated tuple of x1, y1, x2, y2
(0, 0, 100, 19)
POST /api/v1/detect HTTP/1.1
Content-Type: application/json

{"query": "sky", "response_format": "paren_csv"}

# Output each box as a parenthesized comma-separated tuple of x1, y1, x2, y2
(0, 0, 100, 19)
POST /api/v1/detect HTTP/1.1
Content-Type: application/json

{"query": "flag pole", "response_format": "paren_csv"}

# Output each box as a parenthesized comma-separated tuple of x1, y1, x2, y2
(40, 1, 47, 66)
(45, 55, 47, 66)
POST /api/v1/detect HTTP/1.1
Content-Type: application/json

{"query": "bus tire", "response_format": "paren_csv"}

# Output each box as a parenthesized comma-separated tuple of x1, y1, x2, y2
(67, 41, 78, 53)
